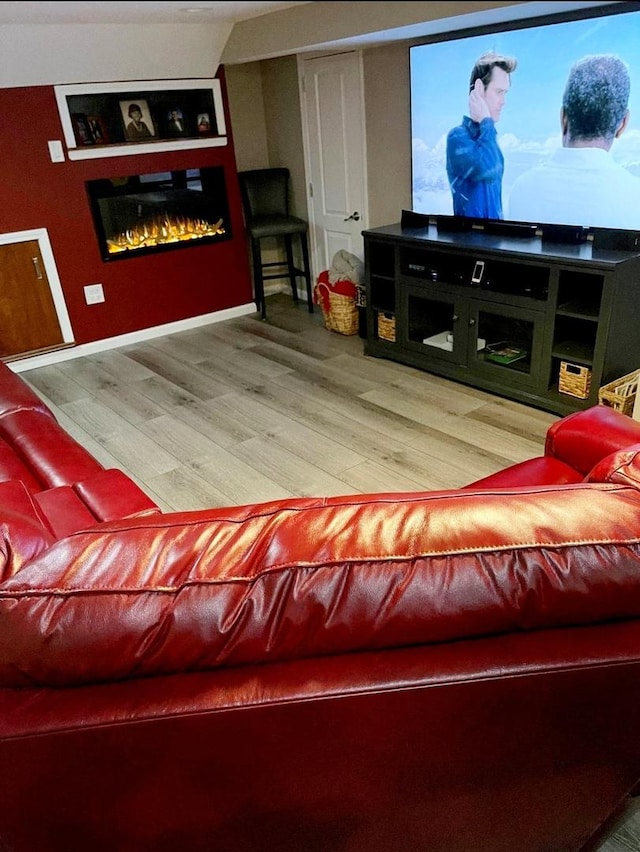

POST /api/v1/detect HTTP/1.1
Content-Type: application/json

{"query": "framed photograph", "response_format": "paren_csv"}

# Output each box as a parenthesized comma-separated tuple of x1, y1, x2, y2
(86, 115, 110, 145)
(197, 112, 212, 134)
(71, 113, 94, 146)
(164, 106, 188, 137)
(119, 99, 156, 141)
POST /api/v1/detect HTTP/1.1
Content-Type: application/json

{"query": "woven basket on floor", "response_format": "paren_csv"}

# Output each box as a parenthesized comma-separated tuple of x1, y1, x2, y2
(314, 281, 359, 336)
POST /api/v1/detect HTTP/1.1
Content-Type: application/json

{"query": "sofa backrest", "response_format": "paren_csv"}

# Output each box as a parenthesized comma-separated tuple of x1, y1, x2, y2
(0, 364, 103, 492)
(2, 482, 640, 688)
(0, 362, 54, 420)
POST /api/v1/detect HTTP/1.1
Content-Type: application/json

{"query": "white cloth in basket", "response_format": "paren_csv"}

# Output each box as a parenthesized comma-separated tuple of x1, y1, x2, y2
(328, 250, 364, 285)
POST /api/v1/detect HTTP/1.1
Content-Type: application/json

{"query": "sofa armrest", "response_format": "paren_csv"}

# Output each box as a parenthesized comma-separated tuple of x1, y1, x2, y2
(74, 469, 160, 522)
(2, 485, 640, 687)
(545, 405, 640, 475)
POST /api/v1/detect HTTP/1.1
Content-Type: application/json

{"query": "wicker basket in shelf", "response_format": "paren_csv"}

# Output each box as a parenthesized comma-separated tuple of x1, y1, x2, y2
(558, 361, 592, 399)
(598, 368, 640, 416)
(377, 313, 396, 342)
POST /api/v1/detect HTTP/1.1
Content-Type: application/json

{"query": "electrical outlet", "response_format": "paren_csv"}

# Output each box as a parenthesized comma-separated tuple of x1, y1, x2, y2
(84, 283, 105, 305)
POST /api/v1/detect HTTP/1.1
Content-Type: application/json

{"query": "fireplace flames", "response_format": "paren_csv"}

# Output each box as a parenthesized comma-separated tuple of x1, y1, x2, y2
(106, 215, 225, 255)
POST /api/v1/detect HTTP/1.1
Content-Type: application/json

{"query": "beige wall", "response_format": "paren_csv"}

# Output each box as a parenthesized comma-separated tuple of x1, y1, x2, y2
(225, 63, 269, 172)
(225, 38, 415, 234)
(226, 55, 308, 292)
(226, 56, 307, 221)
(363, 42, 413, 228)
(261, 56, 308, 220)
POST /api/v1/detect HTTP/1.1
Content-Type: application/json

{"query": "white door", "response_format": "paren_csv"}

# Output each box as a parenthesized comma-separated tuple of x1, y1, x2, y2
(299, 51, 368, 275)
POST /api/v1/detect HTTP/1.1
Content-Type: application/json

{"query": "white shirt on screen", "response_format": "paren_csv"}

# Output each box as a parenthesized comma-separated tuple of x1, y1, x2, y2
(507, 146, 640, 230)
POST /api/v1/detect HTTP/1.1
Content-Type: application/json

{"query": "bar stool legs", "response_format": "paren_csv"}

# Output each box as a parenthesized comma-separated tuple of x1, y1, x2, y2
(238, 169, 314, 320)
(284, 236, 300, 305)
(250, 237, 267, 319)
(249, 232, 313, 320)
(300, 232, 313, 313)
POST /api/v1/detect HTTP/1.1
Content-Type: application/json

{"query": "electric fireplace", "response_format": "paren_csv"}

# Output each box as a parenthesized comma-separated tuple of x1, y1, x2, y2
(86, 167, 231, 261)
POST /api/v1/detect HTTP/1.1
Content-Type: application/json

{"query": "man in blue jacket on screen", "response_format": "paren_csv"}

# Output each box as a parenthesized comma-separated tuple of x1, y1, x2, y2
(446, 52, 517, 220)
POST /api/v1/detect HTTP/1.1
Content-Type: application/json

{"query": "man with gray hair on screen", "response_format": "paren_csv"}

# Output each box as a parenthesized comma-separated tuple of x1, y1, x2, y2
(508, 54, 640, 230)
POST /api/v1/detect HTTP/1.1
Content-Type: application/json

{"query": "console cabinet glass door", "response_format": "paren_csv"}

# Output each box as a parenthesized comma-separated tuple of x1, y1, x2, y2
(404, 285, 468, 364)
(468, 300, 546, 389)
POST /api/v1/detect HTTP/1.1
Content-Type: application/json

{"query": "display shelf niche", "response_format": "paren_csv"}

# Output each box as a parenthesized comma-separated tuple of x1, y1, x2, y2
(54, 79, 227, 160)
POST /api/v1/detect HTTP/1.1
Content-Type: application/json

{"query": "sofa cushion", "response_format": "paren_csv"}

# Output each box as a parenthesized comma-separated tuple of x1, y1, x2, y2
(33, 487, 102, 539)
(2, 484, 640, 688)
(464, 456, 584, 489)
(74, 469, 160, 522)
(0, 481, 54, 582)
(586, 444, 640, 488)
(29, 472, 159, 539)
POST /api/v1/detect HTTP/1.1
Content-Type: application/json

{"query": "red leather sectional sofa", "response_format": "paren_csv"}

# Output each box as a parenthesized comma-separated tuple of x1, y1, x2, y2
(1, 359, 640, 851)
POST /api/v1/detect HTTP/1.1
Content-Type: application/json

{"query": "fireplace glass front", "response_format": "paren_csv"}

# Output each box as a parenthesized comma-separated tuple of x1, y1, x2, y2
(86, 167, 231, 261)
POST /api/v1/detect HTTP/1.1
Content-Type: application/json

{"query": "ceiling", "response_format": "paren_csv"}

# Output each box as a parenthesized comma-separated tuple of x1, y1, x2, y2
(0, 1, 312, 26)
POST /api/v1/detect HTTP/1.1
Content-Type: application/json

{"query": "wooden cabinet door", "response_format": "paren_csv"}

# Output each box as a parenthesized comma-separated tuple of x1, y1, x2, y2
(0, 241, 65, 359)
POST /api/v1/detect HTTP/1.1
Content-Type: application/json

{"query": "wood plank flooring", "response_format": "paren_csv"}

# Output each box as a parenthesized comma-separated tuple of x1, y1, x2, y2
(23, 294, 559, 511)
(20, 293, 640, 850)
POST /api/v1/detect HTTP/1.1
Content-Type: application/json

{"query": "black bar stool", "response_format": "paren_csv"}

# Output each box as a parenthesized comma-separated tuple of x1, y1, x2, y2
(238, 168, 314, 319)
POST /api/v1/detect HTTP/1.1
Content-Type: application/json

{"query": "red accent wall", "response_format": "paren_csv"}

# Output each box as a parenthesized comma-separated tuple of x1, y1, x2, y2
(0, 68, 253, 345)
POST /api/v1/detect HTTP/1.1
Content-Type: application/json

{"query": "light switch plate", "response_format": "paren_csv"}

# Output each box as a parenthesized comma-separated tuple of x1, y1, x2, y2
(48, 140, 65, 163)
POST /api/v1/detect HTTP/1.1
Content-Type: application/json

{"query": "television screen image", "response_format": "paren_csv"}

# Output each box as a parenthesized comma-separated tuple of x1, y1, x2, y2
(410, 6, 640, 233)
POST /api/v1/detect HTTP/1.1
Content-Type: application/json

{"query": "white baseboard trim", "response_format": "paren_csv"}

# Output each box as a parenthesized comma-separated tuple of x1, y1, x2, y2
(10, 302, 257, 373)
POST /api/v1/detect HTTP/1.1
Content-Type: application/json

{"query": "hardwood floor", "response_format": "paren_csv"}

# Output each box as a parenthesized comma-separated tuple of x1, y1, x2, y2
(20, 293, 640, 850)
(23, 294, 559, 511)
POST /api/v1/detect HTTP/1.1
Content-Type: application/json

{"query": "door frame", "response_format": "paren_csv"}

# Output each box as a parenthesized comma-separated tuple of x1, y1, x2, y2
(0, 228, 74, 345)
(297, 50, 369, 277)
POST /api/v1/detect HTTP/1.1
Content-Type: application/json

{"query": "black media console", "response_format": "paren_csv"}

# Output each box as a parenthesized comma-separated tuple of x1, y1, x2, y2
(363, 221, 640, 415)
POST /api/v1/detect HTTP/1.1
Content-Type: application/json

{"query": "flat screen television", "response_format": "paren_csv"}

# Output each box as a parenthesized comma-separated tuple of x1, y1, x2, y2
(410, 2, 640, 236)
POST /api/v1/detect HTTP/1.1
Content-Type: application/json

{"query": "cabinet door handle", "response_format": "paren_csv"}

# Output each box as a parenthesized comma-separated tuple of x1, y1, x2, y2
(32, 256, 43, 280)
(452, 314, 459, 322)
(469, 318, 476, 326)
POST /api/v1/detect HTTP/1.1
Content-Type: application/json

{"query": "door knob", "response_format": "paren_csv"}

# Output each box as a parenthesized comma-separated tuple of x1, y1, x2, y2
(344, 212, 360, 221)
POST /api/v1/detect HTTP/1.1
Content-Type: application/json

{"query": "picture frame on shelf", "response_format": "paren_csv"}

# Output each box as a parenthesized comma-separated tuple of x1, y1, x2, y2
(71, 113, 94, 146)
(86, 115, 110, 145)
(197, 112, 212, 134)
(164, 106, 188, 137)
(119, 99, 156, 141)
